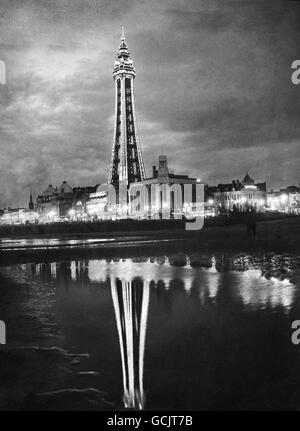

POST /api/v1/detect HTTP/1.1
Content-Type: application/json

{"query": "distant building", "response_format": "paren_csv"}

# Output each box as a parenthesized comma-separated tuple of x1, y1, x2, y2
(86, 190, 109, 219)
(36, 184, 59, 218)
(128, 155, 201, 219)
(73, 185, 98, 218)
(289, 188, 300, 214)
(56, 181, 74, 217)
(267, 185, 300, 214)
(213, 173, 267, 213)
(86, 155, 202, 220)
(36, 181, 73, 219)
(36, 182, 99, 220)
(0, 208, 38, 225)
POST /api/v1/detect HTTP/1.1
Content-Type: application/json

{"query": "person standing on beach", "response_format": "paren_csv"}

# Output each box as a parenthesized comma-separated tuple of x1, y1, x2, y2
(245, 210, 256, 237)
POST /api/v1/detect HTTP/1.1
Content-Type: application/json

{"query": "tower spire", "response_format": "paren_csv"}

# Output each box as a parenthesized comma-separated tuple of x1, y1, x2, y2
(121, 25, 125, 41)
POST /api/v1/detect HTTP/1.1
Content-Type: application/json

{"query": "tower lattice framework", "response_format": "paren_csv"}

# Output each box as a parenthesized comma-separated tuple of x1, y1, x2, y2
(108, 28, 146, 188)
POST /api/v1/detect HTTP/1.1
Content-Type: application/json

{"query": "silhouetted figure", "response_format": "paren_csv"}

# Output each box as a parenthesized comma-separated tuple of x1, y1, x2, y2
(245, 212, 256, 237)
(250, 220, 256, 236)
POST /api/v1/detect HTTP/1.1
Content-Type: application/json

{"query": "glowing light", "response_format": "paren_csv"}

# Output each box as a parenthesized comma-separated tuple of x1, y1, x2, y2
(111, 277, 150, 409)
(280, 194, 288, 204)
(68, 209, 75, 217)
(208, 199, 214, 206)
(238, 269, 295, 310)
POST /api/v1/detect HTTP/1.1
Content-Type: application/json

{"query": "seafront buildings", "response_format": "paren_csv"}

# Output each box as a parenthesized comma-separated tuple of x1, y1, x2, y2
(35, 181, 97, 220)
(0, 29, 299, 225)
(212, 173, 267, 214)
(0, 207, 38, 225)
(267, 186, 300, 214)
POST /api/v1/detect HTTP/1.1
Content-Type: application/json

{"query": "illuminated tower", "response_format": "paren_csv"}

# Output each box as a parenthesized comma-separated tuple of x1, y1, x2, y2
(108, 27, 146, 189)
(111, 276, 150, 409)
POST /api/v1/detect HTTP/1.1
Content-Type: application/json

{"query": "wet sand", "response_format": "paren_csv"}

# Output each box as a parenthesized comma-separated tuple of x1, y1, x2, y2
(0, 217, 299, 267)
(1, 251, 300, 410)
(0, 269, 113, 410)
(0, 217, 299, 410)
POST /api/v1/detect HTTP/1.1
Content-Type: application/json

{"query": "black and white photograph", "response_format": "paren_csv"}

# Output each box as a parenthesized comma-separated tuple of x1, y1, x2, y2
(0, 0, 300, 418)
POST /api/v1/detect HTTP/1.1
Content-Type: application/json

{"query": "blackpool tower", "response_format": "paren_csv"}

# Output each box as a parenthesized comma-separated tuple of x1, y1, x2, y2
(108, 27, 146, 188)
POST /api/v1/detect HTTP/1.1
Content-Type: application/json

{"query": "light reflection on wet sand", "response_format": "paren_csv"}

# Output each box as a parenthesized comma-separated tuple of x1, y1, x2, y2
(0, 252, 300, 410)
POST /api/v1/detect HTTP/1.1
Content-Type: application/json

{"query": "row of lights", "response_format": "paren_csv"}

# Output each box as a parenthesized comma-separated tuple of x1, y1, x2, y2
(206, 198, 266, 206)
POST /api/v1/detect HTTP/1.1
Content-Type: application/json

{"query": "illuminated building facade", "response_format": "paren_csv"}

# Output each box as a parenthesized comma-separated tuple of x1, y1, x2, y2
(0, 208, 38, 225)
(289, 189, 300, 214)
(85, 190, 109, 219)
(36, 181, 73, 219)
(36, 182, 98, 220)
(108, 28, 146, 190)
(213, 173, 267, 213)
(72, 185, 98, 219)
(128, 155, 202, 220)
(267, 186, 300, 214)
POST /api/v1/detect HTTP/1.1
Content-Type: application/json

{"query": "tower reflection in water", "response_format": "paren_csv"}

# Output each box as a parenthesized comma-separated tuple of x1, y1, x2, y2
(28, 254, 298, 409)
(111, 276, 150, 410)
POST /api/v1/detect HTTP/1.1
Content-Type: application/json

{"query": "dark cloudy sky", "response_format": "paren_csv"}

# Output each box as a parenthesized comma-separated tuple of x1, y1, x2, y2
(0, 0, 299, 207)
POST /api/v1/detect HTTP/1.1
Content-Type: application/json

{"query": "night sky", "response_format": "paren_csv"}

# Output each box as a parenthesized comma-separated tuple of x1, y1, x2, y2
(0, 0, 299, 207)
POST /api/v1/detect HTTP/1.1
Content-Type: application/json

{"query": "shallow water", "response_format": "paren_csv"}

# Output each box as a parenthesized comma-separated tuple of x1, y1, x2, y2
(1, 251, 300, 410)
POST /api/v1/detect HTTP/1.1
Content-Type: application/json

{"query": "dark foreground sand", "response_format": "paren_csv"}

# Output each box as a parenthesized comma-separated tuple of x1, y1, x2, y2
(0, 270, 113, 410)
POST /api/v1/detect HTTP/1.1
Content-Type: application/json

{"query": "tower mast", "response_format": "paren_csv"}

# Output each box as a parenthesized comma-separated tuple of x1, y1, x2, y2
(108, 28, 146, 189)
